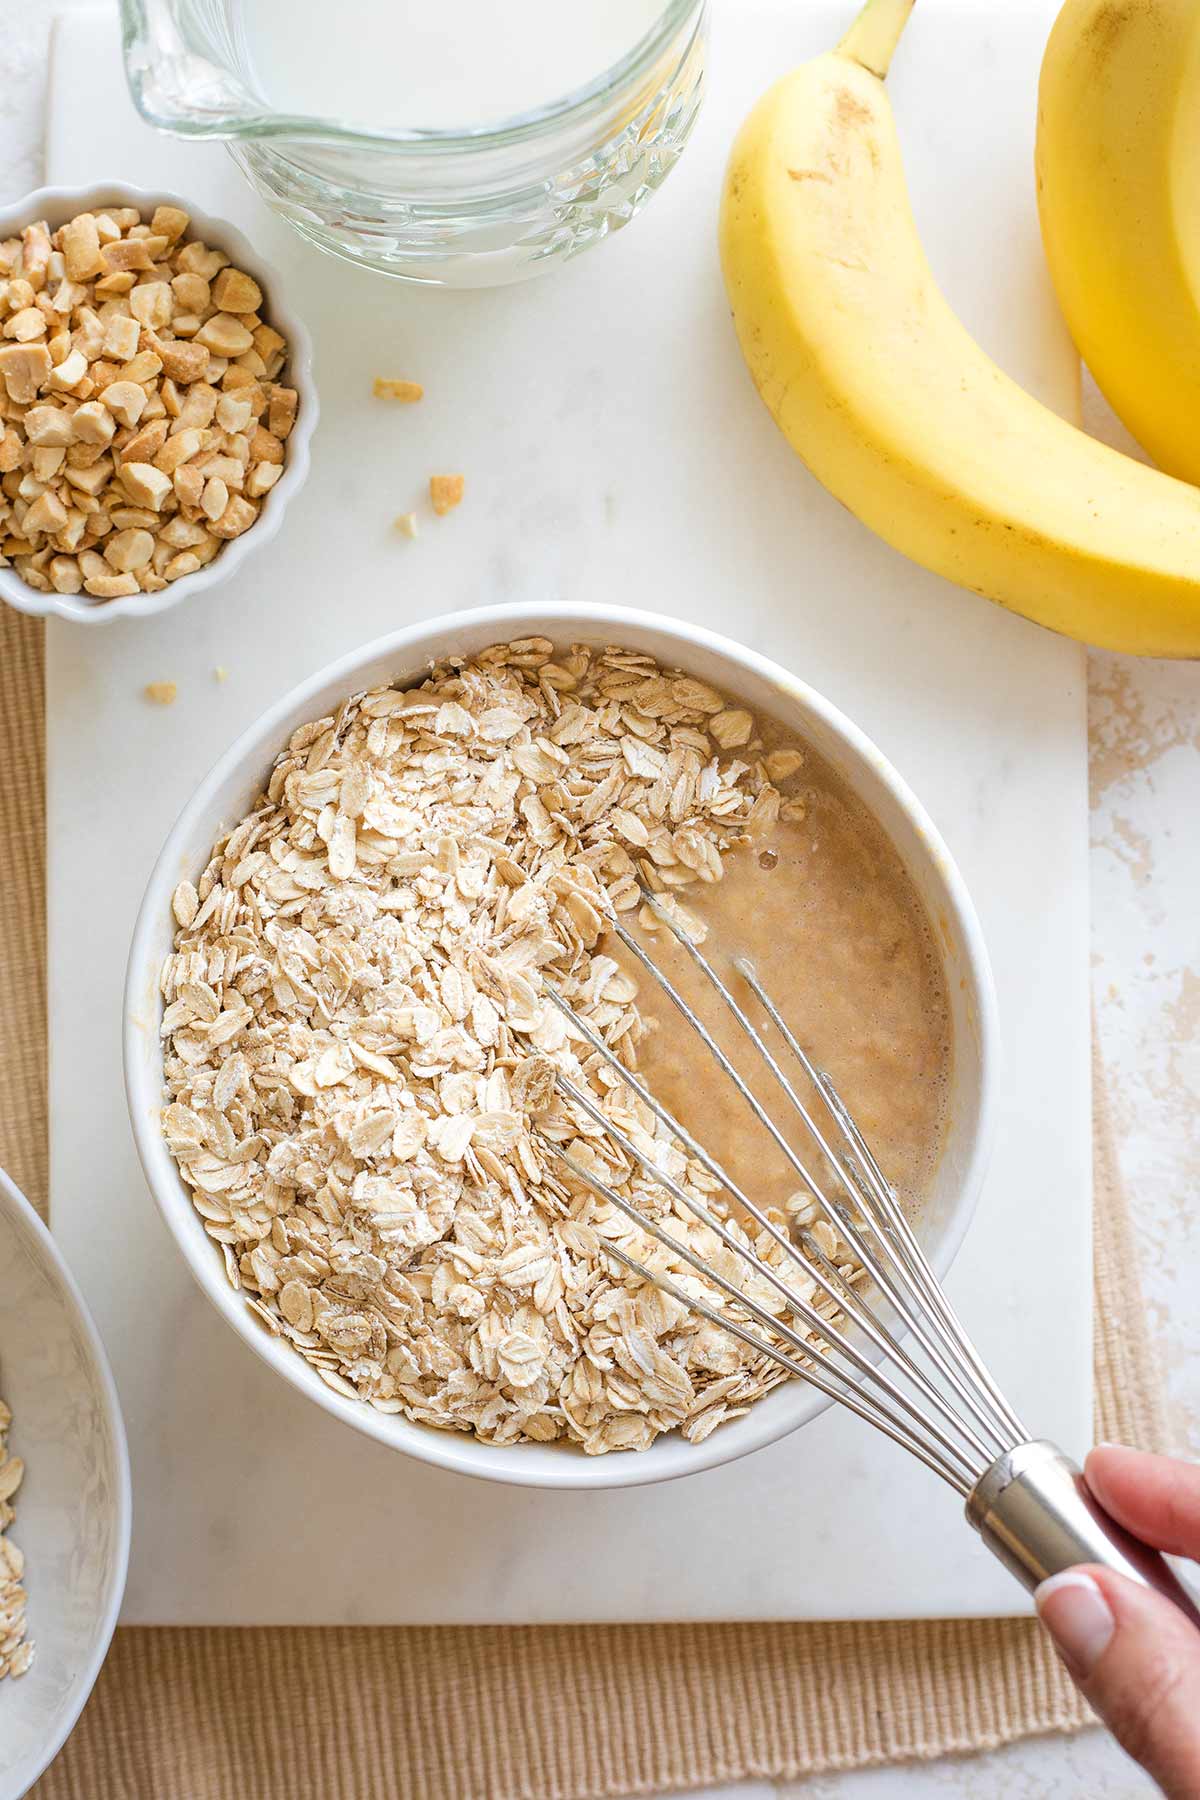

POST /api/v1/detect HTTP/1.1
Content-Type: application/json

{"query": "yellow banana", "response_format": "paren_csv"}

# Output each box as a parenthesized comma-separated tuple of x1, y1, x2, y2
(1037, 0, 1200, 485)
(718, 0, 1200, 657)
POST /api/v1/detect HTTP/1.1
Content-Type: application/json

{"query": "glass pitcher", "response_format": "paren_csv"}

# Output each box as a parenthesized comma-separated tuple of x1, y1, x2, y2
(119, 0, 709, 286)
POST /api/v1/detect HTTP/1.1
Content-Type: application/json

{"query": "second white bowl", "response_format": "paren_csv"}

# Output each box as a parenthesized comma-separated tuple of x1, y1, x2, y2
(124, 602, 998, 1490)
(0, 1168, 130, 1800)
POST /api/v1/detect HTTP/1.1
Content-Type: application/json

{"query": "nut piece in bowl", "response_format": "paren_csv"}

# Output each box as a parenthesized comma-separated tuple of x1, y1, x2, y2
(0, 1167, 130, 1796)
(126, 605, 996, 1491)
(0, 183, 316, 626)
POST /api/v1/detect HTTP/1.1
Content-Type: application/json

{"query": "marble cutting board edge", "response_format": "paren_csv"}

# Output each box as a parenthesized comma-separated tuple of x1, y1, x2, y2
(42, 0, 1091, 1624)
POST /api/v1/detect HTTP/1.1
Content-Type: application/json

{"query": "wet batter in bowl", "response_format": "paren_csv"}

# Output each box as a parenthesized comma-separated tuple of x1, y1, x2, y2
(630, 730, 952, 1221)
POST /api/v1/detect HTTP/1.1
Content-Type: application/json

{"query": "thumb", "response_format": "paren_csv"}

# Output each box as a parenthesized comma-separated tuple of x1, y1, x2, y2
(1037, 1565, 1200, 1799)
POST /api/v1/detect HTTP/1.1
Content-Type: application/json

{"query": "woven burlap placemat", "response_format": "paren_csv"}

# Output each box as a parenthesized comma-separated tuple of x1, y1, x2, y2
(1, 609, 1170, 1798)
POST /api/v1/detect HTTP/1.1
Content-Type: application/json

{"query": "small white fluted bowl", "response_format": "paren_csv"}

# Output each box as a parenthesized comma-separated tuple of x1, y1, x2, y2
(0, 182, 316, 625)
(0, 1167, 130, 1798)
(125, 602, 998, 1490)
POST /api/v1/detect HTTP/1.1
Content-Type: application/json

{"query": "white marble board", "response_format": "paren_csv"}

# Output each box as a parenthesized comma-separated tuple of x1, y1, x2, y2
(44, 0, 1091, 1624)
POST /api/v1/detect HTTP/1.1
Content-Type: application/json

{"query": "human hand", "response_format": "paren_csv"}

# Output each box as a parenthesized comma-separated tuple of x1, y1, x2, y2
(1035, 1444, 1200, 1798)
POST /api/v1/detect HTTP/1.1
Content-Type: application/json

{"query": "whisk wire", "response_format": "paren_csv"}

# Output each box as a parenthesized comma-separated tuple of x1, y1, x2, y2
(545, 983, 975, 1447)
(610, 907, 1018, 1462)
(544, 1143, 978, 1495)
(740, 958, 1029, 1446)
(535, 900, 1200, 1625)
(551, 1072, 987, 1482)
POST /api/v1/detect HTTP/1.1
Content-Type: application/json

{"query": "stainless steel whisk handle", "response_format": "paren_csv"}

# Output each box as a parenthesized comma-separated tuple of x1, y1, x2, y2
(967, 1440, 1200, 1626)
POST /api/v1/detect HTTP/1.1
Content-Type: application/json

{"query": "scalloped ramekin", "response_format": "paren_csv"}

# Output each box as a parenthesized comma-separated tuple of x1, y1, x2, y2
(0, 182, 316, 626)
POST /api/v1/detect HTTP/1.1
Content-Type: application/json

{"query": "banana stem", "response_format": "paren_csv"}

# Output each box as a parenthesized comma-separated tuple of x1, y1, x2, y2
(836, 0, 915, 78)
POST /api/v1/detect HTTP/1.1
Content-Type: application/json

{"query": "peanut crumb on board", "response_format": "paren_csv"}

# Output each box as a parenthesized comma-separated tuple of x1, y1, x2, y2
(393, 512, 419, 539)
(145, 680, 177, 705)
(214, 665, 230, 682)
(373, 377, 423, 402)
(429, 473, 464, 516)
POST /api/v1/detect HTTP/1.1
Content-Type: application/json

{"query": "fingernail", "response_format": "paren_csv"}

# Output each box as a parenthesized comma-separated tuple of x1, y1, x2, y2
(1035, 1571, 1116, 1676)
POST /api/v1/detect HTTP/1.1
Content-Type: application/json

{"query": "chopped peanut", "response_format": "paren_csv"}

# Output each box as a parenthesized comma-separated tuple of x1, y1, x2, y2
(429, 473, 465, 516)
(394, 511, 419, 539)
(47, 348, 87, 391)
(215, 392, 252, 434)
(23, 405, 74, 447)
(119, 462, 172, 509)
(200, 476, 228, 522)
(211, 267, 262, 313)
(374, 377, 423, 402)
(153, 428, 203, 475)
(60, 214, 103, 280)
(267, 386, 298, 439)
(119, 349, 162, 386)
(94, 271, 136, 298)
(144, 680, 178, 703)
(151, 335, 209, 385)
(249, 425, 284, 466)
(173, 464, 204, 509)
(151, 206, 189, 243)
(0, 205, 295, 602)
(49, 554, 82, 593)
(195, 313, 253, 357)
(102, 314, 140, 361)
(22, 490, 68, 535)
(30, 446, 65, 482)
(101, 381, 147, 428)
(104, 527, 155, 572)
(121, 418, 169, 463)
(84, 570, 138, 599)
(70, 401, 116, 446)
(175, 241, 227, 279)
(208, 494, 257, 538)
(245, 461, 282, 498)
(5, 307, 47, 342)
(170, 272, 209, 314)
(101, 239, 155, 274)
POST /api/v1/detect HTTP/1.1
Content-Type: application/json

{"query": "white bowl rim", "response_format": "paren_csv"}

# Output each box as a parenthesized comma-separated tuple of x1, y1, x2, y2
(0, 1164, 132, 1791)
(124, 600, 999, 1490)
(0, 180, 317, 627)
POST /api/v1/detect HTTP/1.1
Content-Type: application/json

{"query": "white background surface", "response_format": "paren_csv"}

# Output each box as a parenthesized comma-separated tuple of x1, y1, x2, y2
(44, 0, 1092, 1627)
(2, 0, 1195, 1791)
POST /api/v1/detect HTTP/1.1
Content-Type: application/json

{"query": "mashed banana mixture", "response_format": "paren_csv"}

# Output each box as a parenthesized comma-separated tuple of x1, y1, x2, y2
(159, 640, 949, 1453)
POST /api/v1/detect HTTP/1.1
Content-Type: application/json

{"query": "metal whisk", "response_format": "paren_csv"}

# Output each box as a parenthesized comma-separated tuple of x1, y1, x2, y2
(543, 892, 1199, 1620)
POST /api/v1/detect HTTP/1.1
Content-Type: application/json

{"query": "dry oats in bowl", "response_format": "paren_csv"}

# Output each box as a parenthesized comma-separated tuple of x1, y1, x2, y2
(0, 183, 315, 625)
(124, 604, 997, 1490)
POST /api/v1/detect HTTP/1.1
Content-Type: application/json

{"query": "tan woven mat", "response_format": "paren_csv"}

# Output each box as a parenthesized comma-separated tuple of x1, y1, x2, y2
(0, 610, 1171, 1799)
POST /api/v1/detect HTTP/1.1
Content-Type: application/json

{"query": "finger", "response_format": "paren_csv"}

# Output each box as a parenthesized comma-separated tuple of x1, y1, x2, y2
(1037, 1566, 1200, 1799)
(1084, 1444, 1200, 1560)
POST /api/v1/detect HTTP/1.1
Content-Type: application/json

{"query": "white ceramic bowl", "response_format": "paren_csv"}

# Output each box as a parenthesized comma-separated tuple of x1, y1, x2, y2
(0, 182, 317, 626)
(0, 1168, 130, 1799)
(125, 602, 998, 1490)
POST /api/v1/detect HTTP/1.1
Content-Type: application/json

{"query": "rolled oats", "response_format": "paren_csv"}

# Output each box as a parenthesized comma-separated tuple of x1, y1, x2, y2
(0, 1383, 31, 1679)
(160, 641, 834, 1455)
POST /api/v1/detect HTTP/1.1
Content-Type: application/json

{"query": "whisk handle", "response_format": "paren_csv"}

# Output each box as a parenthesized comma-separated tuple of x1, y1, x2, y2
(966, 1440, 1200, 1626)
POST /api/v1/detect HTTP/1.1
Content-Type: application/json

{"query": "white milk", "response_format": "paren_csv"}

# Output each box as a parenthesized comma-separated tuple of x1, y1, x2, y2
(236, 0, 672, 130)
